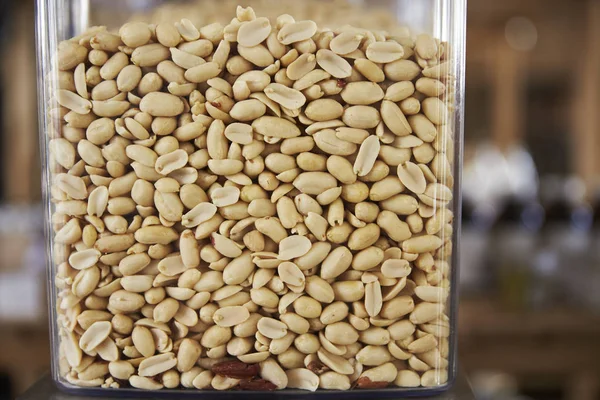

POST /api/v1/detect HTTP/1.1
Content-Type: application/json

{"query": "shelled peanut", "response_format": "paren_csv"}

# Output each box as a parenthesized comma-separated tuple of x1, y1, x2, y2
(47, 5, 455, 392)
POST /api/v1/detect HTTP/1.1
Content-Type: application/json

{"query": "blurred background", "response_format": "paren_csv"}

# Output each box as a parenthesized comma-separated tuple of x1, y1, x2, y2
(1, 0, 600, 399)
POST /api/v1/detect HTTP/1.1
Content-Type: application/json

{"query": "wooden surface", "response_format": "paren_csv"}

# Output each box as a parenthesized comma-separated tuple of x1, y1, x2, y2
(459, 299, 600, 400)
(0, 327, 50, 397)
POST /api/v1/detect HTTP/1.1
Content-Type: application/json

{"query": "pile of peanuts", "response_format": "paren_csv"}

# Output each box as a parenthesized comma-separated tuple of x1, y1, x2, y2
(132, 0, 410, 38)
(47, 4, 455, 392)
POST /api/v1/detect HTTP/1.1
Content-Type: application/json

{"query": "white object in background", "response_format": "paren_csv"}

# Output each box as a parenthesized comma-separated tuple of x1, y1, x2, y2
(505, 145, 539, 202)
(0, 272, 43, 322)
(0, 204, 44, 234)
(462, 142, 511, 210)
(463, 142, 539, 211)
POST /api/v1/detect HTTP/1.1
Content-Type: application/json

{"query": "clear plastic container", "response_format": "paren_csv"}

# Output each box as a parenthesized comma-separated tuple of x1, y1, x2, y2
(36, 0, 465, 395)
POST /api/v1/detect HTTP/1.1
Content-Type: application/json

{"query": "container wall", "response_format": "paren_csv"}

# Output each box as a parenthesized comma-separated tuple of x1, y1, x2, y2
(36, 0, 465, 394)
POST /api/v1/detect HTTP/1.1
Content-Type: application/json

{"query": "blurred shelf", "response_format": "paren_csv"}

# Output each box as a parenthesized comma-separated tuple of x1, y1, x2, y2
(459, 298, 600, 336)
(459, 298, 600, 400)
